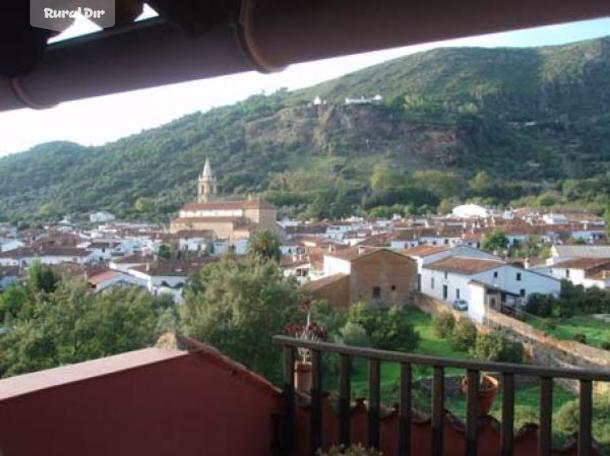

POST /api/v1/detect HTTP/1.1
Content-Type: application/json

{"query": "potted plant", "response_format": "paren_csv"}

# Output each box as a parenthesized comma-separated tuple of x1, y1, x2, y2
(461, 373, 500, 415)
(286, 301, 327, 393)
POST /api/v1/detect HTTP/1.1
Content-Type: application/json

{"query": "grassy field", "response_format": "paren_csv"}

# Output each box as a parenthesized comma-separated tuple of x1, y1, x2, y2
(526, 314, 610, 348)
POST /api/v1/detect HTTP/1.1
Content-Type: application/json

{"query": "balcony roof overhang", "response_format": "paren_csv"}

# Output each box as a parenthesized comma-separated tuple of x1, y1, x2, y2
(1, 0, 609, 112)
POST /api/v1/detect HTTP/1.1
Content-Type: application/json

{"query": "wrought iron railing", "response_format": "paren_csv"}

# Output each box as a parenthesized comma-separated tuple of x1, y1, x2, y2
(274, 335, 610, 456)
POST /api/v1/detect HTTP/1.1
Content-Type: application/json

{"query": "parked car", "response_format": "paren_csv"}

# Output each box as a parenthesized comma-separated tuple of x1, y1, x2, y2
(452, 299, 468, 311)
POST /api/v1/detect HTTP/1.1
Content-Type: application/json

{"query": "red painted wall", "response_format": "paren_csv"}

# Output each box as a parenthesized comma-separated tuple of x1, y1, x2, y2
(0, 352, 280, 456)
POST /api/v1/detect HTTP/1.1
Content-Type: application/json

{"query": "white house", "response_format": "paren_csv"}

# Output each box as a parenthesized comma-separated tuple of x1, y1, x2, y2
(542, 213, 568, 225)
(404, 244, 500, 273)
(0, 239, 24, 253)
(547, 245, 610, 265)
(535, 257, 610, 289)
(452, 204, 490, 219)
(421, 256, 561, 323)
(88, 270, 142, 292)
(126, 258, 213, 302)
(89, 211, 116, 223)
(0, 247, 96, 267)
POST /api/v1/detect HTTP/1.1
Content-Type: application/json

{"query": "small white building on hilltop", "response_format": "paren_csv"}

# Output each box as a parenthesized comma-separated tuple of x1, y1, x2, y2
(89, 211, 116, 223)
(451, 204, 490, 219)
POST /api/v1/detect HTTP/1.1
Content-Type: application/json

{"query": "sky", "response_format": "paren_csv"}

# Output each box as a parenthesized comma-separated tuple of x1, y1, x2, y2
(0, 13, 609, 157)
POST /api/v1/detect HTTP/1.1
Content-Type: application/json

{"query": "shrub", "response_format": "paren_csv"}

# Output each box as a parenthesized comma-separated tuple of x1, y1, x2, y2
(573, 333, 587, 344)
(541, 318, 557, 333)
(450, 319, 477, 351)
(434, 310, 456, 338)
(347, 304, 419, 352)
(602, 341, 610, 351)
(338, 322, 370, 347)
(556, 394, 610, 439)
(525, 293, 554, 317)
(471, 332, 523, 363)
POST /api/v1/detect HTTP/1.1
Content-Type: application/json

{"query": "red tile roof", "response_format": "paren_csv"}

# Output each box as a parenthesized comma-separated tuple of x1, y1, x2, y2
(426, 256, 505, 275)
(171, 216, 251, 228)
(551, 257, 610, 270)
(181, 198, 275, 211)
(88, 270, 122, 285)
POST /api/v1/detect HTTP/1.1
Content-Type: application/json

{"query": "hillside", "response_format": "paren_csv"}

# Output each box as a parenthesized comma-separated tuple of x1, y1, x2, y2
(1, 36, 609, 222)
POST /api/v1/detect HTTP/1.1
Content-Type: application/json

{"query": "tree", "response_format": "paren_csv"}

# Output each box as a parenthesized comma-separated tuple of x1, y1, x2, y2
(181, 255, 301, 384)
(248, 230, 282, 262)
(0, 282, 160, 378)
(27, 260, 59, 295)
(134, 197, 155, 212)
(157, 244, 171, 259)
(482, 228, 509, 253)
(370, 164, 405, 194)
(412, 170, 464, 200)
(346, 303, 419, 352)
(469, 171, 493, 195)
(450, 319, 477, 351)
(433, 310, 455, 338)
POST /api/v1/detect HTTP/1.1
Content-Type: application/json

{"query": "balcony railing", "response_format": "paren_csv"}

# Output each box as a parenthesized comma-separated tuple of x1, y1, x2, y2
(274, 335, 610, 456)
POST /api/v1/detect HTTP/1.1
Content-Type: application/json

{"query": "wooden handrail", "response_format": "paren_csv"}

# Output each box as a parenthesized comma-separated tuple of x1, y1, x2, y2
(274, 336, 610, 382)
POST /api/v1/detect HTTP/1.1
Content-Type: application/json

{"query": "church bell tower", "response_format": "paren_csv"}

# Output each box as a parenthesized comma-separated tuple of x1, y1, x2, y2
(197, 158, 218, 203)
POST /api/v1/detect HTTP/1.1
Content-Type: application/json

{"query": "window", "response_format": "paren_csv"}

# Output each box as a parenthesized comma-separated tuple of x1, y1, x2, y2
(516, 272, 522, 281)
(372, 287, 381, 299)
(431, 278, 435, 289)
(391, 285, 396, 291)
(565, 269, 570, 278)
(456, 288, 460, 299)
(493, 271, 498, 278)
(444, 271, 448, 279)
(520, 289, 526, 297)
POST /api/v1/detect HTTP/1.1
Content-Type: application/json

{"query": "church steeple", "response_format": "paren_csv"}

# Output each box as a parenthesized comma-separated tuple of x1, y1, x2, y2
(198, 158, 218, 203)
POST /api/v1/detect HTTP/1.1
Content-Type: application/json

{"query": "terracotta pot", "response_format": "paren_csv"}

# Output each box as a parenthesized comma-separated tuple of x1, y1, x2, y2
(294, 361, 312, 394)
(461, 374, 500, 415)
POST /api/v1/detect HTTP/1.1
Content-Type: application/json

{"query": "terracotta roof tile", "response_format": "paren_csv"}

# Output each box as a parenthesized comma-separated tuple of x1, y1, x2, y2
(426, 256, 505, 274)
(181, 198, 275, 211)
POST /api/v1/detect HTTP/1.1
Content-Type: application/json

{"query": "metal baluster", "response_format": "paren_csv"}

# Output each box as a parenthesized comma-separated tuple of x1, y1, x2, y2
(431, 366, 444, 456)
(399, 362, 412, 456)
(339, 354, 351, 447)
(465, 369, 479, 456)
(501, 373, 515, 456)
(368, 358, 381, 448)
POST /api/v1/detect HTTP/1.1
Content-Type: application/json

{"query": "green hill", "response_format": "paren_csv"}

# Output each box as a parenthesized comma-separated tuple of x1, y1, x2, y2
(1, 36, 609, 222)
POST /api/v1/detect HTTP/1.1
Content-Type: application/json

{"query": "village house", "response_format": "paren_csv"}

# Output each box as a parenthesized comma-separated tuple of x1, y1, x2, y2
(0, 238, 24, 252)
(87, 269, 142, 292)
(534, 257, 610, 289)
(546, 244, 610, 265)
(89, 211, 116, 223)
(0, 246, 96, 267)
(421, 256, 561, 322)
(127, 258, 216, 302)
(306, 247, 417, 309)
